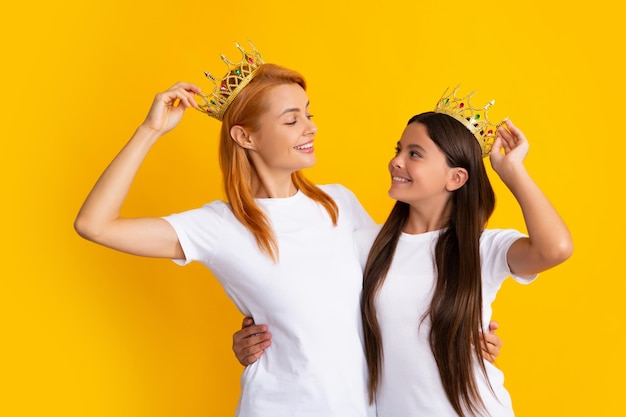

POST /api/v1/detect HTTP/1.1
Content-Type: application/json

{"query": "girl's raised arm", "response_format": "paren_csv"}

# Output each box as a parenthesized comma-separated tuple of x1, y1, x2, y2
(489, 119, 573, 277)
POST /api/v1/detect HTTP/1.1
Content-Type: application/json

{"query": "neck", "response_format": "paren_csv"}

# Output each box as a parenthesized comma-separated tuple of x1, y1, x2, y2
(251, 172, 298, 198)
(403, 201, 451, 234)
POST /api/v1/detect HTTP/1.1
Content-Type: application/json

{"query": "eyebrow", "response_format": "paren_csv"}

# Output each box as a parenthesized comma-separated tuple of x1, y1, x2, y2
(396, 141, 427, 153)
(279, 101, 310, 117)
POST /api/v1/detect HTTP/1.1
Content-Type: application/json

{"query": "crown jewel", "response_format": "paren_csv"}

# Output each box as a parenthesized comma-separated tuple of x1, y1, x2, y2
(197, 41, 264, 121)
(434, 86, 504, 157)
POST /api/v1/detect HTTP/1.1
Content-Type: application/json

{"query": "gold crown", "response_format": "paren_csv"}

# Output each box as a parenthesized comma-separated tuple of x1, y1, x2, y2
(197, 41, 264, 121)
(434, 86, 505, 157)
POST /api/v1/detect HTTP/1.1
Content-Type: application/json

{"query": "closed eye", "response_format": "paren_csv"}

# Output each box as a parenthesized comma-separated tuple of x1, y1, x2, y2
(285, 113, 314, 126)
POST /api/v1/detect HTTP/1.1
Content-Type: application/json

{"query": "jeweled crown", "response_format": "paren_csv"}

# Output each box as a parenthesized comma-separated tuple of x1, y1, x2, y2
(434, 86, 505, 157)
(197, 41, 264, 121)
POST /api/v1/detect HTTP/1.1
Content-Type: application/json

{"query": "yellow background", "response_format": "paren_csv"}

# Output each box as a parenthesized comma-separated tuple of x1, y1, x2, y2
(2, 0, 623, 416)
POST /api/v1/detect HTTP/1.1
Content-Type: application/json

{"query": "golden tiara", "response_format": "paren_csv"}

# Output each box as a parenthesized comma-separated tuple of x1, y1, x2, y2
(434, 86, 505, 157)
(197, 41, 264, 121)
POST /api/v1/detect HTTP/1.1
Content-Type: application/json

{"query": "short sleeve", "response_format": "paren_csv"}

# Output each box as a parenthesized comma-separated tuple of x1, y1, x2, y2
(480, 229, 537, 287)
(328, 184, 375, 231)
(162, 202, 226, 266)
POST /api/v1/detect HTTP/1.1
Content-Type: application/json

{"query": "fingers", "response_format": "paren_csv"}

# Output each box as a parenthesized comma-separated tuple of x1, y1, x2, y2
(483, 332, 503, 350)
(156, 82, 201, 110)
(488, 320, 499, 333)
(480, 328, 503, 363)
(241, 316, 255, 329)
(480, 338, 499, 363)
(497, 119, 527, 149)
(234, 324, 269, 340)
(232, 323, 272, 366)
(496, 125, 515, 153)
(490, 136, 503, 157)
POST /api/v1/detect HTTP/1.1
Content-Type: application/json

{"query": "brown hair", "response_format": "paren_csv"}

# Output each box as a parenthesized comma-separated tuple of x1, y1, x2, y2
(361, 112, 496, 416)
(218, 63, 338, 261)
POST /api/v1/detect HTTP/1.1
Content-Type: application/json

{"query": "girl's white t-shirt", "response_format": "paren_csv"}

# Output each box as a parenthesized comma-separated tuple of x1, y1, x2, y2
(354, 226, 534, 417)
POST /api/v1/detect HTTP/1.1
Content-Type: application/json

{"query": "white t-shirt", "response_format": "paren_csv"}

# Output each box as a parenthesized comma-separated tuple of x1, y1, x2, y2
(163, 184, 376, 417)
(354, 226, 534, 417)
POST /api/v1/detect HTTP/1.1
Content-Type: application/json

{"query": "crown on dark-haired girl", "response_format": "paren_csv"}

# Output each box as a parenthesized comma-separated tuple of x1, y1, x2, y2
(434, 86, 506, 157)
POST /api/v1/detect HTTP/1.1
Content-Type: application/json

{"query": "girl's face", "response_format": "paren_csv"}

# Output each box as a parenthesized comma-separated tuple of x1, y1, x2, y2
(247, 83, 317, 175)
(388, 122, 457, 208)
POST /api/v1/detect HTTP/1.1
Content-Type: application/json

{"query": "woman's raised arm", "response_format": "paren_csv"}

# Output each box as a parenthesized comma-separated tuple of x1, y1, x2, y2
(74, 82, 202, 259)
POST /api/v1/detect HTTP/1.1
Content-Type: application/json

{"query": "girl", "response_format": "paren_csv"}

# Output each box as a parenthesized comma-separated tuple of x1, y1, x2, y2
(359, 112, 572, 416)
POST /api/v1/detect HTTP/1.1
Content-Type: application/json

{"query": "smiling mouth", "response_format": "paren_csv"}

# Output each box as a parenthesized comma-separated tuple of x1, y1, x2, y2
(294, 142, 313, 150)
(392, 176, 411, 183)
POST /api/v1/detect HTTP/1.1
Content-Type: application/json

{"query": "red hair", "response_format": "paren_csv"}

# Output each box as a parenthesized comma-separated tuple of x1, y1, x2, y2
(218, 63, 338, 261)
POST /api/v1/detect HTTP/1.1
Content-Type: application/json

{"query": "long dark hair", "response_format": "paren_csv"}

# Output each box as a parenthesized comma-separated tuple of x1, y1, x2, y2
(361, 112, 496, 416)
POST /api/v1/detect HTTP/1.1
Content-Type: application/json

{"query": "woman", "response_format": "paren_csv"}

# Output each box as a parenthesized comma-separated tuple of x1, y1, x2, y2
(75, 53, 376, 416)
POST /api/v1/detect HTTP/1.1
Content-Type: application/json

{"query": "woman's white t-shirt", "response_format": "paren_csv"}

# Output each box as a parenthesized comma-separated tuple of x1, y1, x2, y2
(164, 184, 376, 417)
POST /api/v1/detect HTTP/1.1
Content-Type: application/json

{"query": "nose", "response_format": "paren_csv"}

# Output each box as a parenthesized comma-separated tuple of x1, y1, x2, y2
(306, 118, 317, 136)
(389, 154, 402, 169)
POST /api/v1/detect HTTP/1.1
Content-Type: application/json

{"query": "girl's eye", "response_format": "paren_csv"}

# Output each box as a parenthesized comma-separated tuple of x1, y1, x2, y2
(410, 151, 420, 157)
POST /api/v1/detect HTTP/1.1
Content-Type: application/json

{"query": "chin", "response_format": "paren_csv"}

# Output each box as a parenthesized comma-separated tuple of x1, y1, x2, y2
(300, 155, 316, 169)
(388, 188, 407, 203)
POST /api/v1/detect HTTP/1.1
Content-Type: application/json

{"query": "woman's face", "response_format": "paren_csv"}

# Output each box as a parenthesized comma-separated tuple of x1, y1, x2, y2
(388, 122, 455, 207)
(247, 83, 317, 175)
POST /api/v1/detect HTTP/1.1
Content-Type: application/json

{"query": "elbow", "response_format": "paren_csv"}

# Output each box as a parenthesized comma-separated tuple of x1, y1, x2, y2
(547, 237, 574, 266)
(74, 214, 101, 242)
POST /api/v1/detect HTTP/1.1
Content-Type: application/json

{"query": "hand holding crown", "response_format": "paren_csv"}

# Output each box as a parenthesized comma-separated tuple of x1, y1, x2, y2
(141, 82, 202, 136)
(489, 119, 530, 182)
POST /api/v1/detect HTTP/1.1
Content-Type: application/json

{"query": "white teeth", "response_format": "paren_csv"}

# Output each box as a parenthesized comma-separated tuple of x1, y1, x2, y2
(392, 176, 410, 183)
(294, 143, 313, 150)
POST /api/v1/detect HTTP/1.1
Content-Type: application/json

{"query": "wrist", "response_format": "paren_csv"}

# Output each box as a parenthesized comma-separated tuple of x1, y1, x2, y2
(134, 124, 164, 145)
(500, 164, 532, 192)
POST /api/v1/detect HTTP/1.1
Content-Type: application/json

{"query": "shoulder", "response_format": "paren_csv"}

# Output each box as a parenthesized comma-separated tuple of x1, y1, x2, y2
(317, 183, 361, 205)
(164, 200, 232, 225)
(317, 183, 353, 197)
(480, 228, 527, 249)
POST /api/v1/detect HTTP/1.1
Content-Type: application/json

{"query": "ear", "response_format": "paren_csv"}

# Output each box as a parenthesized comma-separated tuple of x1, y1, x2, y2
(446, 167, 468, 191)
(230, 125, 255, 150)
